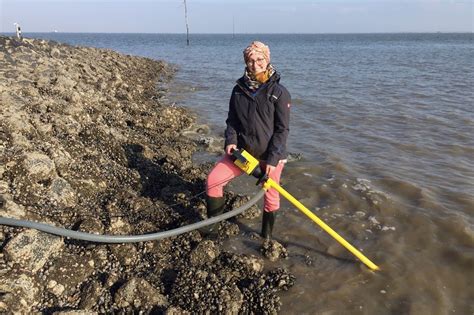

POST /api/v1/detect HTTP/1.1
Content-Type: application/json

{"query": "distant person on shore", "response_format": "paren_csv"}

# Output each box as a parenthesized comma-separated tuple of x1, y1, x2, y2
(204, 41, 291, 239)
(14, 23, 22, 41)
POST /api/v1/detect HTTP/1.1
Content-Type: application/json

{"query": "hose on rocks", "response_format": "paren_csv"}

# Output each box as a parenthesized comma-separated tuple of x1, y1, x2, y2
(0, 190, 264, 243)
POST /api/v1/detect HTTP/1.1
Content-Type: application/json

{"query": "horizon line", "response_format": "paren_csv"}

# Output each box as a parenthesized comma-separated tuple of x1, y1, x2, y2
(1, 31, 473, 35)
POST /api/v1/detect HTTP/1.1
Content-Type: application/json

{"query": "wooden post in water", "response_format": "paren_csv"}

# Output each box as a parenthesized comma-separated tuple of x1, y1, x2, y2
(183, 0, 190, 46)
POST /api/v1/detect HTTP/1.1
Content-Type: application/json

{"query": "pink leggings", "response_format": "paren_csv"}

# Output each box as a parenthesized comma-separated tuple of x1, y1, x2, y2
(206, 154, 284, 212)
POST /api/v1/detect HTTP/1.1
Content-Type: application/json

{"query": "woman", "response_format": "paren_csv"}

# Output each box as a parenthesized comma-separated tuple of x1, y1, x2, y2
(205, 41, 291, 239)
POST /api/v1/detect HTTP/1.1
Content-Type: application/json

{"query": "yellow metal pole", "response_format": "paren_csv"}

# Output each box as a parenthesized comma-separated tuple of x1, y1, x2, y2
(263, 178, 380, 271)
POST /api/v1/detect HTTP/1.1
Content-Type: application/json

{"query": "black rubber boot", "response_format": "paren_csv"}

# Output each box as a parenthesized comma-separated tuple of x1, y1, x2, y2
(200, 196, 225, 236)
(261, 211, 276, 239)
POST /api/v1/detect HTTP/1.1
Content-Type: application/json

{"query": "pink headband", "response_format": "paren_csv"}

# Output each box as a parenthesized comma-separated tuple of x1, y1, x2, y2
(243, 41, 270, 63)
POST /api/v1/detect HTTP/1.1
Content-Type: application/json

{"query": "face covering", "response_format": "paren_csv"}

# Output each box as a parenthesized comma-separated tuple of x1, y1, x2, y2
(243, 64, 276, 91)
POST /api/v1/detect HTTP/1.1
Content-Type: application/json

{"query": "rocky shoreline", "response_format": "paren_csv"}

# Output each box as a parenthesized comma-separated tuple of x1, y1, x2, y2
(0, 36, 294, 314)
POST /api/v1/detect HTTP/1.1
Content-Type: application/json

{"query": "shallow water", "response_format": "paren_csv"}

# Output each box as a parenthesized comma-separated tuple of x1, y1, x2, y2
(22, 33, 474, 314)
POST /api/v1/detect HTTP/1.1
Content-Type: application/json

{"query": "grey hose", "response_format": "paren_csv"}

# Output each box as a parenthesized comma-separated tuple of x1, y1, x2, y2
(0, 190, 264, 243)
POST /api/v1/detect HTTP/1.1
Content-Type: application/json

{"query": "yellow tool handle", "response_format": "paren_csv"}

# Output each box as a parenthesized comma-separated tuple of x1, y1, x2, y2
(263, 178, 380, 271)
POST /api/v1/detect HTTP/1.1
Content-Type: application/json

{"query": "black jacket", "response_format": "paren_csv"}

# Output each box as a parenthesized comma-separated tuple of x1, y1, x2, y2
(225, 72, 291, 166)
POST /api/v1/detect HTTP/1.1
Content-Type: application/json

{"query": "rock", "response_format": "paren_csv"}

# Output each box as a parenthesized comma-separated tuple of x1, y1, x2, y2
(197, 136, 213, 147)
(238, 206, 260, 220)
(286, 152, 303, 162)
(45, 253, 96, 297)
(78, 217, 105, 235)
(246, 256, 265, 273)
(55, 74, 77, 90)
(265, 268, 296, 291)
(0, 272, 40, 313)
(50, 48, 61, 58)
(108, 217, 133, 235)
(165, 306, 191, 315)
(110, 243, 138, 266)
(218, 252, 265, 275)
(78, 280, 105, 310)
(189, 240, 220, 266)
(50, 281, 66, 296)
(0, 196, 26, 219)
(20, 152, 56, 183)
(4, 229, 64, 272)
(0, 181, 8, 194)
(49, 177, 77, 207)
(0, 195, 6, 209)
(114, 277, 168, 309)
(238, 269, 294, 315)
(53, 311, 98, 315)
(90, 246, 109, 269)
(170, 268, 243, 314)
(232, 195, 260, 220)
(260, 240, 288, 262)
(219, 221, 240, 238)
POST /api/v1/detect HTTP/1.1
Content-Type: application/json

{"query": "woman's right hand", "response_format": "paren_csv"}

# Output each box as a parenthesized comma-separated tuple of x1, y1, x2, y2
(226, 144, 237, 155)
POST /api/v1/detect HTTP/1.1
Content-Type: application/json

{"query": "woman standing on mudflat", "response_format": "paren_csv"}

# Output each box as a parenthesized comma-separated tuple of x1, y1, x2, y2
(204, 41, 291, 239)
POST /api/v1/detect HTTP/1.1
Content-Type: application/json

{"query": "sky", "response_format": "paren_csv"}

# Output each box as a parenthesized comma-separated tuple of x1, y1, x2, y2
(0, 0, 472, 34)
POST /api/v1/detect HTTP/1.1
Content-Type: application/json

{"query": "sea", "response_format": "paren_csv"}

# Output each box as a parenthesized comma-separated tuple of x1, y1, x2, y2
(19, 33, 474, 314)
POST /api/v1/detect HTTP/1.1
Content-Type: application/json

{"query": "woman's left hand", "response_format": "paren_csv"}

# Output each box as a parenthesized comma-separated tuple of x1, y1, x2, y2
(265, 164, 276, 176)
